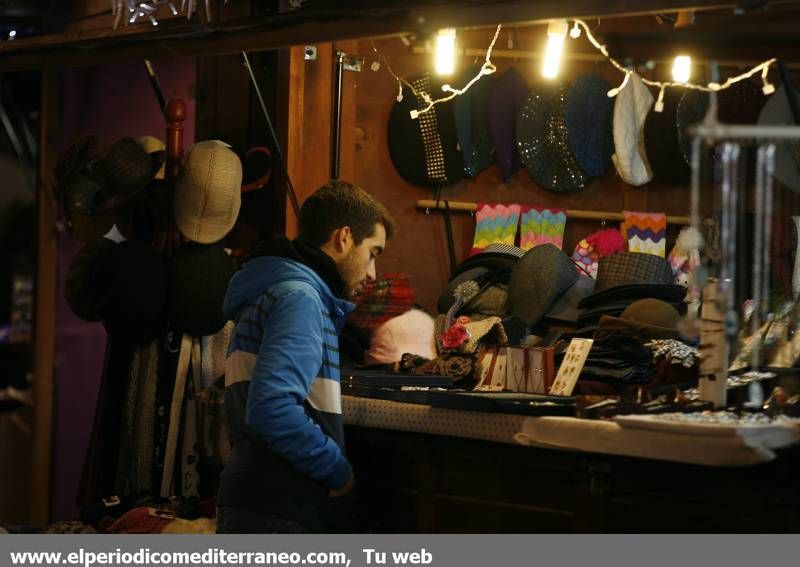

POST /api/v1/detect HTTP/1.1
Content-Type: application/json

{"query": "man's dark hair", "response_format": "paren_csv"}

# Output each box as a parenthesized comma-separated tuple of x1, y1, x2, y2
(299, 181, 396, 245)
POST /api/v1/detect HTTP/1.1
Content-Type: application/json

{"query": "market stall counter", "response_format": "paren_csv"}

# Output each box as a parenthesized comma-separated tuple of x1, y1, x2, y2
(342, 392, 800, 533)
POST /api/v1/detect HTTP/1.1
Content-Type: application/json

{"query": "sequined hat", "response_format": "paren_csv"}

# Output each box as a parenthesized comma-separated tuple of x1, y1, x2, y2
(517, 83, 588, 192)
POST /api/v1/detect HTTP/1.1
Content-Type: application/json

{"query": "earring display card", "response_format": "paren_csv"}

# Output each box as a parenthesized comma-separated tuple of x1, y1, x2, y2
(549, 338, 594, 396)
(476, 346, 506, 391)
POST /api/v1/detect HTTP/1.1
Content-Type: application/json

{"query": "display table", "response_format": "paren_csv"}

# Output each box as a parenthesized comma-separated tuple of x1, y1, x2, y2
(343, 395, 800, 466)
(342, 395, 800, 532)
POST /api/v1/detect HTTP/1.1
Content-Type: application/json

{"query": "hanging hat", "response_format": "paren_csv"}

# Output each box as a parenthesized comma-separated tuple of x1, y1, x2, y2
(453, 65, 495, 178)
(612, 73, 654, 186)
(387, 72, 464, 188)
(758, 85, 800, 192)
(505, 243, 579, 328)
(517, 84, 588, 192)
(597, 298, 682, 340)
(54, 135, 117, 240)
(579, 252, 684, 309)
(65, 236, 117, 322)
(565, 74, 614, 177)
(644, 88, 691, 185)
(678, 82, 767, 167)
(95, 239, 167, 345)
(175, 140, 243, 244)
(93, 137, 165, 212)
(488, 67, 528, 182)
(168, 241, 236, 336)
(136, 136, 167, 180)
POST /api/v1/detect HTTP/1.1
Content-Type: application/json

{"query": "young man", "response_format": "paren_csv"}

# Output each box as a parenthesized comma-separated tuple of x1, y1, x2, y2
(217, 181, 395, 533)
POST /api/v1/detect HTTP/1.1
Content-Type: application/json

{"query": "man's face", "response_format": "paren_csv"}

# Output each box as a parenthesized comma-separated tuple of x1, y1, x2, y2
(337, 223, 387, 298)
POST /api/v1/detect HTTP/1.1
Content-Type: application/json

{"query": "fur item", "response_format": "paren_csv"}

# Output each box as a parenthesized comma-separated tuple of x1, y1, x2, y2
(586, 228, 626, 257)
(365, 309, 437, 365)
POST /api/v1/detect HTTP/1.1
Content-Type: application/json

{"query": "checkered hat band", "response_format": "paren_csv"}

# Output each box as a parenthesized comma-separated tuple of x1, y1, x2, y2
(595, 253, 674, 291)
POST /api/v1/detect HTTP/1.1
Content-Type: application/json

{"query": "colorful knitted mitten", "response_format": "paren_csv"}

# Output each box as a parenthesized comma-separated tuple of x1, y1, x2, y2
(622, 211, 667, 257)
(470, 202, 522, 255)
(519, 206, 567, 251)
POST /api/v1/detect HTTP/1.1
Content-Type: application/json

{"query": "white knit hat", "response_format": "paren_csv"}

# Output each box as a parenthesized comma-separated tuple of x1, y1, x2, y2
(174, 140, 242, 244)
(612, 73, 654, 186)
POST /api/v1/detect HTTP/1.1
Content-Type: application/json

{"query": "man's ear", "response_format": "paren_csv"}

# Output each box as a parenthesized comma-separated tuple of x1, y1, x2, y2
(333, 226, 353, 253)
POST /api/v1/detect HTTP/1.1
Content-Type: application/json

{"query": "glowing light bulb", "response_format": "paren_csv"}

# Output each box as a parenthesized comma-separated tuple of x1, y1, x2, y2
(542, 20, 568, 79)
(435, 28, 457, 76)
(672, 55, 692, 83)
(569, 22, 581, 39)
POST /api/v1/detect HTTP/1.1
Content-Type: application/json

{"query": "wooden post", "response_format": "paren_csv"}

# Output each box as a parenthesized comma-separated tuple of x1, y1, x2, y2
(30, 67, 59, 528)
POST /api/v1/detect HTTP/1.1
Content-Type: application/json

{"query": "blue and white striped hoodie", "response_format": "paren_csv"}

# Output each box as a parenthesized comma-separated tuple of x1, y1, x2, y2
(217, 238, 356, 530)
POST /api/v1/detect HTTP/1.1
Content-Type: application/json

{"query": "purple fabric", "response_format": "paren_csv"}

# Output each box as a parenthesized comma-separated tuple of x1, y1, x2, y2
(487, 67, 528, 182)
(52, 57, 196, 522)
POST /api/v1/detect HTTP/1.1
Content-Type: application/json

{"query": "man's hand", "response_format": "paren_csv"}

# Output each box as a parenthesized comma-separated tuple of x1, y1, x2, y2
(329, 473, 355, 497)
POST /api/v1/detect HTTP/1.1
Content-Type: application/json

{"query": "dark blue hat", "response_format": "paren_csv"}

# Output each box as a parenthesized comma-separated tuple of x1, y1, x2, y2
(487, 67, 528, 182)
(516, 83, 588, 192)
(644, 88, 691, 185)
(565, 74, 613, 177)
(454, 66, 495, 178)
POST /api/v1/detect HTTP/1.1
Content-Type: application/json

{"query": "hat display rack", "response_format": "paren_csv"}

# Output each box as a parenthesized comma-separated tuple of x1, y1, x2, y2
(685, 62, 800, 409)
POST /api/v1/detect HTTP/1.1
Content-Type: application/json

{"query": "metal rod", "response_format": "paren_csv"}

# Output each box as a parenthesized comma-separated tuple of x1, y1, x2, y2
(242, 51, 301, 218)
(144, 59, 166, 112)
(693, 123, 800, 139)
(331, 50, 345, 180)
(752, 145, 766, 368)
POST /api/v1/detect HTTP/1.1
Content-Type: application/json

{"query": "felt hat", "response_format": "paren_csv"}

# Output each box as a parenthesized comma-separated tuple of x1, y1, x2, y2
(579, 252, 685, 309)
(545, 274, 596, 323)
(136, 136, 167, 180)
(505, 243, 579, 327)
(488, 67, 529, 182)
(174, 140, 243, 244)
(95, 239, 168, 345)
(678, 82, 767, 167)
(450, 242, 524, 280)
(517, 84, 588, 192)
(612, 73, 654, 186)
(758, 85, 800, 191)
(565, 74, 614, 177)
(453, 65, 495, 178)
(168, 241, 236, 336)
(54, 135, 117, 240)
(437, 265, 509, 317)
(93, 137, 165, 212)
(65, 236, 117, 322)
(387, 72, 464, 188)
(597, 298, 682, 340)
(349, 272, 415, 332)
(644, 88, 691, 185)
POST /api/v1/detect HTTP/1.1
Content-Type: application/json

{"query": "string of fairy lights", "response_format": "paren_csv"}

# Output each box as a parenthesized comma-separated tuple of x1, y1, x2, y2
(371, 18, 779, 119)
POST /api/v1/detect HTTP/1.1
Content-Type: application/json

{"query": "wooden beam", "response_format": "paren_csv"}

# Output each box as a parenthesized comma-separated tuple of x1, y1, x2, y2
(0, 0, 779, 71)
(31, 66, 59, 528)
